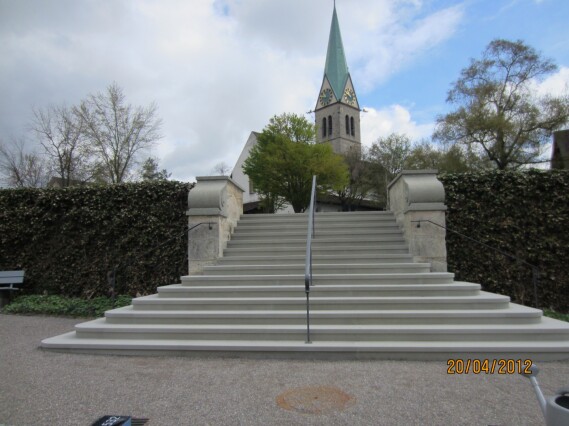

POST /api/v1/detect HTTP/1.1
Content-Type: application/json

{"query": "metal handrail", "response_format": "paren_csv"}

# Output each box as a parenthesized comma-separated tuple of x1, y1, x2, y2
(304, 175, 317, 344)
(412, 219, 540, 308)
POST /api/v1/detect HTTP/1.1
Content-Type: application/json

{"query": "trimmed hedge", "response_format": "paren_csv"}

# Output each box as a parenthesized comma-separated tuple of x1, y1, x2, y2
(0, 181, 191, 297)
(1, 172, 567, 312)
(440, 170, 569, 312)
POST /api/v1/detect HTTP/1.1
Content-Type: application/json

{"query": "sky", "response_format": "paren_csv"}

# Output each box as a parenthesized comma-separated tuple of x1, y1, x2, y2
(1, 0, 568, 183)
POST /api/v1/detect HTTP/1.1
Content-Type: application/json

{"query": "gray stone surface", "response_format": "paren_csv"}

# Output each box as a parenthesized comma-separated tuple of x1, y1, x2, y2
(388, 171, 447, 272)
(2, 313, 568, 425)
(187, 176, 244, 274)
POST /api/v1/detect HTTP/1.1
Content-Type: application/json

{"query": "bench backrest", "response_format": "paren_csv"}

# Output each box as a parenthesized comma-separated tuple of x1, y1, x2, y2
(0, 270, 25, 285)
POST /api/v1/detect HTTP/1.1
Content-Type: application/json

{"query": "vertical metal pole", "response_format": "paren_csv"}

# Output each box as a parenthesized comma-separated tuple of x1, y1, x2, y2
(305, 291, 311, 344)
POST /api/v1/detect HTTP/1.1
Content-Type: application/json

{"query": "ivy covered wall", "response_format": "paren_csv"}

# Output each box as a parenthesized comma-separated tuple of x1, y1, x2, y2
(0, 181, 191, 297)
(440, 170, 569, 312)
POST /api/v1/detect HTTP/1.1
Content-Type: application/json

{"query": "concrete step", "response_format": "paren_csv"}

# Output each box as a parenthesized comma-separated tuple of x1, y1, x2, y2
(203, 263, 431, 275)
(156, 283, 480, 298)
(226, 236, 406, 248)
(73, 317, 569, 342)
(131, 292, 510, 311)
(235, 221, 401, 233)
(222, 245, 410, 257)
(239, 211, 393, 221)
(237, 216, 396, 229)
(180, 272, 455, 286)
(40, 333, 569, 361)
(231, 228, 403, 240)
(217, 254, 415, 265)
(234, 222, 402, 232)
(104, 305, 543, 326)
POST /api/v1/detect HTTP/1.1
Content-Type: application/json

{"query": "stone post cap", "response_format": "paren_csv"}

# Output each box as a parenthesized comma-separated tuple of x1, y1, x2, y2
(188, 176, 245, 217)
(388, 170, 446, 212)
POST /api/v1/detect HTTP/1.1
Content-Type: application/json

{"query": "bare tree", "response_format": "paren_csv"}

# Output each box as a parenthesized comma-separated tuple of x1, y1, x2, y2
(75, 83, 162, 183)
(31, 104, 90, 187)
(211, 161, 231, 176)
(0, 138, 49, 188)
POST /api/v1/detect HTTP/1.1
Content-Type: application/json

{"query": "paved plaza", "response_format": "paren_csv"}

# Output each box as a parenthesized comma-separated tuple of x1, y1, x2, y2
(1, 313, 568, 425)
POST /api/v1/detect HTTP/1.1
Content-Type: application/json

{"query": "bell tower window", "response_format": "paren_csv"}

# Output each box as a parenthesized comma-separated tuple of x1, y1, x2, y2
(350, 116, 355, 136)
(345, 115, 350, 135)
(322, 117, 327, 137)
(328, 115, 333, 135)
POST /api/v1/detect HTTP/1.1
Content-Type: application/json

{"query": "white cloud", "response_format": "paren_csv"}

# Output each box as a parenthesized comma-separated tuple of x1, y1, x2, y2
(361, 104, 435, 146)
(347, 3, 465, 91)
(533, 66, 569, 97)
(0, 0, 465, 182)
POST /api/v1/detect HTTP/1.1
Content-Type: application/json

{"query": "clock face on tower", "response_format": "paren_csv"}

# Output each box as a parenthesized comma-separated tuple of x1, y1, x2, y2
(319, 88, 334, 106)
(343, 88, 356, 106)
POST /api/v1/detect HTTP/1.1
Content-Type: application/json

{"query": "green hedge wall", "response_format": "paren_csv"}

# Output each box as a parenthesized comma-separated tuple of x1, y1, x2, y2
(440, 170, 569, 312)
(1, 172, 567, 312)
(0, 181, 191, 297)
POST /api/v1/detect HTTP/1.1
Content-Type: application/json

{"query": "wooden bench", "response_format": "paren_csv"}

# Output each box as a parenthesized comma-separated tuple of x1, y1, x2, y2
(0, 270, 25, 308)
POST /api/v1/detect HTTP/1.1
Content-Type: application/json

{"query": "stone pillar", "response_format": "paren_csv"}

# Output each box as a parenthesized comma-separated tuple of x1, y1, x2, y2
(187, 176, 244, 274)
(387, 170, 447, 272)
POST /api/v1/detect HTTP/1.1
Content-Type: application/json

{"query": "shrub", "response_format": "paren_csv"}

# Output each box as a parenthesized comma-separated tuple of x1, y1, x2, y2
(2, 294, 132, 317)
(440, 170, 569, 311)
(0, 181, 191, 297)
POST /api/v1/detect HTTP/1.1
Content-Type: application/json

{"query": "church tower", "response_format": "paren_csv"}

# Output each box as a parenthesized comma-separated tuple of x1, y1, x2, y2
(315, 4, 361, 155)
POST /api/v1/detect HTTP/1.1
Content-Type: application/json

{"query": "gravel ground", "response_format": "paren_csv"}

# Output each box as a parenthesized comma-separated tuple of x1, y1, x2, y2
(1, 313, 568, 426)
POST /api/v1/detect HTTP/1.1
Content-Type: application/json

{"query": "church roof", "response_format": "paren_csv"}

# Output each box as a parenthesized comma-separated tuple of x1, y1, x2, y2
(324, 5, 349, 99)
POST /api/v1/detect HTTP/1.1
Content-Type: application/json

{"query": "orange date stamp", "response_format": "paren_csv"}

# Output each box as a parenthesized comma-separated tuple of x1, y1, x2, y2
(447, 359, 532, 375)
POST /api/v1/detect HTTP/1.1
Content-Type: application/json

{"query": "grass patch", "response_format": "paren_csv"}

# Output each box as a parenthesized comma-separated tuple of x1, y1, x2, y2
(2, 294, 132, 317)
(543, 309, 569, 323)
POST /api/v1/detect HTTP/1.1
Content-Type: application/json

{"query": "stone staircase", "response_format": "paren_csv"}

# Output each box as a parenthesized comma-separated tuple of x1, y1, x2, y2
(41, 211, 569, 360)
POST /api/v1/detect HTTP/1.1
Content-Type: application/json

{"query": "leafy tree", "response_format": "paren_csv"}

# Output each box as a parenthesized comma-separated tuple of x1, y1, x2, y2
(0, 138, 49, 188)
(31, 104, 90, 187)
(75, 83, 162, 183)
(243, 113, 349, 213)
(405, 141, 489, 173)
(368, 133, 412, 204)
(434, 39, 569, 169)
(140, 157, 171, 181)
(334, 147, 375, 211)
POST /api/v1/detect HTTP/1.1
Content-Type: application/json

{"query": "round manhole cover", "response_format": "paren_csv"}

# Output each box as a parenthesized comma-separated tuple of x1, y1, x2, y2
(276, 386, 355, 414)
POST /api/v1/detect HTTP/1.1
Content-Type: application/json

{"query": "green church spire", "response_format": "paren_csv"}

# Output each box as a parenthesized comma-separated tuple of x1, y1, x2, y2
(324, 4, 349, 99)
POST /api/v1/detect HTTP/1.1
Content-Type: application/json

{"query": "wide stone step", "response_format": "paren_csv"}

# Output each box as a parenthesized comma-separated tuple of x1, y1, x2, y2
(234, 222, 401, 232)
(236, 216, 396, 226)
(73, 318, 569, 342)
(226, 236, 406, 248)
(222, 245, 409, 257)
(239, 211, 394, 221)
(131, 292, 510, 311)
(180, 272, 455, 286)
(40, 333, 569, 361)
(217, 254, 415, 265)
(104, 305, 543, 326)
(236, 220, 397, 228)
(156, 283, 479, 298)
(231, 228, 403, 240)
(203, 263, 431, 275)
